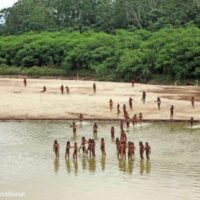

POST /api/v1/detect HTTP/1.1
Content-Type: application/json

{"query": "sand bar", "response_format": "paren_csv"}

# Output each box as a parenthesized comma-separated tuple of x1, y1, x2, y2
(0, 78, 199, 121)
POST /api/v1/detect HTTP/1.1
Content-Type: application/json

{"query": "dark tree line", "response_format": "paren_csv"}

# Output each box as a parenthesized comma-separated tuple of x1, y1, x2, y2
(0, 0, 200, 34)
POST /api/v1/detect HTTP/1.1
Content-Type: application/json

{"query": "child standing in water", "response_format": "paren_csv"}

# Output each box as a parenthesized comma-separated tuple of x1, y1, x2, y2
(71, 122, 77, 134)
(93, 83, 96, 94)
(144, 142, 151, 160)
(53, 140, 60, 158)
(111, 126, 115, 139)
(109, 99, 113, 111)
(73, 142, 78, 160)
(170, 105, 174, 120)
(139, 141, 144, 159)
(101, 138, 106, 156)
(65, 141, 71, 159)
(93, 122, 98, 134)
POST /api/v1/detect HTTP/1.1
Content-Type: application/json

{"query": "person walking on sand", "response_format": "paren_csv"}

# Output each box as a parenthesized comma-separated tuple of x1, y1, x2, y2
(170, 105, 174, 120)
(23, 78, 27, 87)
(191, 96, 195, 108)
(60, 85, 64, 95)
(131, 80, 135, 87)
(109, 99, 113, 111)
(53, 140, 60, 158)
(66, 86, 69, 94)
(157, 97, 161, 110)
(142, 91, 146, 104)
(93, 83, 96, 94)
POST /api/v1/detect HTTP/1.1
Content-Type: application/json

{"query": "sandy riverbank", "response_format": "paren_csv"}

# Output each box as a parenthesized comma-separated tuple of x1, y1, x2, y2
(0, 78, 199, 121)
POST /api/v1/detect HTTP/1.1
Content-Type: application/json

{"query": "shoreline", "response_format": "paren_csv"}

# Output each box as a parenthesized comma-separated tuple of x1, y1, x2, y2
(0, 78, 199, 122)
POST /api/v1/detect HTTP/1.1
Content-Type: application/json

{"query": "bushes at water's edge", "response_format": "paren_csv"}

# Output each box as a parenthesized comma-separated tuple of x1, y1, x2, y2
(0, 27, 200, 82)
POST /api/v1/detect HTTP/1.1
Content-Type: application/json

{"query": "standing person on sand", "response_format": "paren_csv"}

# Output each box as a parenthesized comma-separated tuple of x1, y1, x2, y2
(142, 91, 146, 104)
(170, 105, 174, 120)
(157, 97, 161, 110)
(66, 86, 69, 94)
(190, 117, 194, 128)
(131, 80, 135, 87)
(60, 85, 64, 95)
(117, 104, 121, 116)
(129, 97, 133, 110)
(109, 99, 113, 111)
(23, 78, 27, 87)
(191, 96, 195, 108)
(53, 140, 60, 158)
(93, 83, 96, 94)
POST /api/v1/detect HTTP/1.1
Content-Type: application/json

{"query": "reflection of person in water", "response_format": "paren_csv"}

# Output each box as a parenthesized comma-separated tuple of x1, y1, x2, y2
(66, 159, 71, 174)
(101, 157, 106, 171)
(54, 158, 60, 173)
(73, 160, 78, 175)
(82, 158, 87, 171)
(88, 158, 96, 172)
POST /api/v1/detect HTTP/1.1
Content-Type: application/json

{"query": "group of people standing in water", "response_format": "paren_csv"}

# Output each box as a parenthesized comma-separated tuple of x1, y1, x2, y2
(53, 121, 151, 161)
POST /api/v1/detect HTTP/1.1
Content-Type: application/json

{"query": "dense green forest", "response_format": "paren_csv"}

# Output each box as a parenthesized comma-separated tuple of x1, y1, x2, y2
(0, 0, 200, 82)
(0, 27, 200, 81)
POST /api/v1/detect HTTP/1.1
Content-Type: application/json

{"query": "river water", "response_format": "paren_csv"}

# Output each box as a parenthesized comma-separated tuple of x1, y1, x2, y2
(0, 121, 200, 200)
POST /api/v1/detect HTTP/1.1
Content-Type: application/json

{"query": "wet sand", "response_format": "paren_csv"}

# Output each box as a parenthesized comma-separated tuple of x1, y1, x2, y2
(0, 78, 199, 121)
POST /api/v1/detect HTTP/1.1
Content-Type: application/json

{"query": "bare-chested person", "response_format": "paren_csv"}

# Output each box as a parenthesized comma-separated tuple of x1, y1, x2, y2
(66, 86, 69, 94)
(139, 113, 143, 124)
(132, 114, 138, 126)
(70, 122, 77, 134)
(81, 137, 87, 155)
(170, 105, 174, 120)
(93, 83, 96, 94)
(191, 96, 195, 108)
(139, 141, 144, 159)
(93, 122, 98, 134)
(144, 142, 151, 160)
(65, 141, 71, 159)
(190, 117, 194, 128)
(41, 86, 46, 93)
(100, 138, 106, 156)
(142, 91, 146, 104)
(111, 126, 115, 139)
(53, 140, 60, 158)
(109, 99, 113, 111)
(117, 104, 121, 116)
(79, 113, 83, 122)
(129, 97, 133, 110)
(123, 104, 127, 117)
(23, 78, 27, 87)
(157, 97, 161, 110)
(60, 85, 64, 94)
(120, 130, 127, 142)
